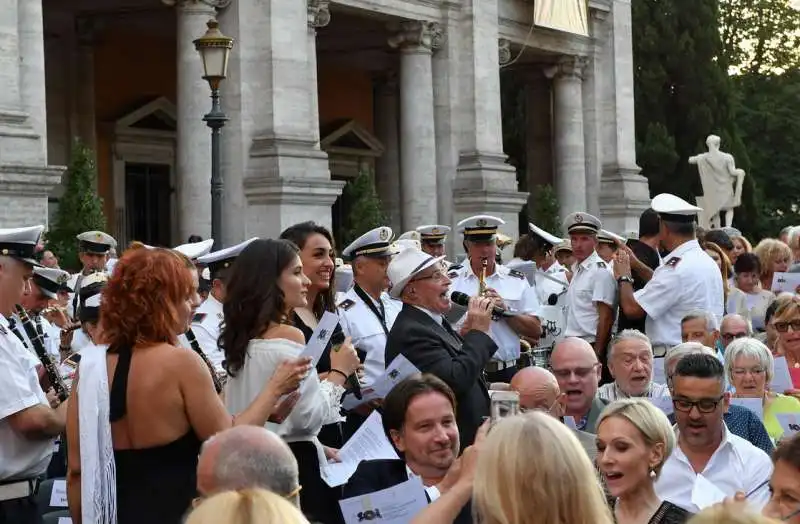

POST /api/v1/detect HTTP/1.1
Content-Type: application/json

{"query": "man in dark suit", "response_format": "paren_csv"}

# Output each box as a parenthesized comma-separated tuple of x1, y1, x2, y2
(384, 247, 497, 448)
(342, 374, 472, 524)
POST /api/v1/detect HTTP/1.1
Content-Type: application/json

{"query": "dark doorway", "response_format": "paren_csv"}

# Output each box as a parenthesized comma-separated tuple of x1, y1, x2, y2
(125, 163, 172, 247)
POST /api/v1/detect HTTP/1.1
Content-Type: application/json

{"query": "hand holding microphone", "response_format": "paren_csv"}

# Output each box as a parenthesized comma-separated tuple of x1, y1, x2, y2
(450, 291, 518, 321)
(465, 296, 494, 333)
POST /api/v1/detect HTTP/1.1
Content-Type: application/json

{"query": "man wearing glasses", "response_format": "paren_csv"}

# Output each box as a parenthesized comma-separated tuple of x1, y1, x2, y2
(720, 314, 751, 350)
(549, 337, 608, 433)
(655, 353, 772, 513)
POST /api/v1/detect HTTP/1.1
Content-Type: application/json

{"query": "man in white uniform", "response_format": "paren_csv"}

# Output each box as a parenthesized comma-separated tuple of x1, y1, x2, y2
(449, 215, 542, 382)
(416, 225, 450, 259)
(0, 226, 67, 523)
(191, 238, 258, 373)
(67, 230, 116, 319)
(615, 194, 725, 357)
(10, 267, 72, 360)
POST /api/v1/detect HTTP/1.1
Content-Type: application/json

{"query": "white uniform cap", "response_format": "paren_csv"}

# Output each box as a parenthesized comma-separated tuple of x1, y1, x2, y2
(335, 264, 353, 293)
(554, 239, 572, 253)
(397, 230, 421, 242)
(394, 239, 421, 252)
(76, 231, 117, 253)
(32, 267, 71, 299)
(342, 226, 396, 259)
(0, 225, 45, 267)
(597, 229, 626, 245)
(196, 238, 258, 275)
(651, 193, 702, 223)
(528, 223, 562, 247)
(387, 248, 445, 299)
(457, 215, 505, 241)
(416, 225, 451, 245)
(174, 238, 214, 261)
(562, 212, 601, 235)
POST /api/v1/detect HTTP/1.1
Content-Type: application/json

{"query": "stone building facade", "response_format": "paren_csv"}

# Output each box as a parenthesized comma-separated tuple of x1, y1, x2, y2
(0, 0, 649, 253)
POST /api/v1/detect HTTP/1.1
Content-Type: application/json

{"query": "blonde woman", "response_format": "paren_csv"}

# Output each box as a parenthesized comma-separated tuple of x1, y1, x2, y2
(704, 242, 733, 306)
(597, 399, 691, 524)
(772, 296, 800, 386)
(731, 234, 753, 264)
(474, 412, 613, 524)
(186, 489, 309, 524)
(754, 239, 792, 292)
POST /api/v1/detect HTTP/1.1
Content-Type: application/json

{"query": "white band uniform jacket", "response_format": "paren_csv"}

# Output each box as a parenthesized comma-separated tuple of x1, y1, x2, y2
(337, 287, 402, 387)
(183, 294, 226, 372)
(448, 262, 541, 362)
(564, 251, 617, 341)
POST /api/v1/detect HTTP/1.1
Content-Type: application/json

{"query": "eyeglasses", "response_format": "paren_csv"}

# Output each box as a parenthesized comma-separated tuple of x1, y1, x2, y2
(732, 367, 766, 377)
(672, 396, 724, 414)
(774, 320, 800, 333)
(721, 332, 748, 341)
(411, 271, 448, 283)
(552, 364, 599, 380)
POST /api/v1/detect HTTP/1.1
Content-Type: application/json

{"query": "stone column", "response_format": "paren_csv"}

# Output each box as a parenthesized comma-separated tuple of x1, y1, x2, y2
(374, 73, 402, 232)
(163, 0, 223, 241)
(525, 71, 554, 218)
(432, 27, 458, 241)
(596, 0, 650, 233)
(18, 0, 47, 160)
(389, 21, 441, 230)
(546, 56, 588, 220)
(0, 0, 21, 114)
(73, 17, 97, 155)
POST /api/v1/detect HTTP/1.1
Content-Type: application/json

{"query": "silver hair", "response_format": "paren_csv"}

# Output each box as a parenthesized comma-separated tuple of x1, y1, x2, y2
(681, 309, 719, 332)
(209, 429, 299, 504)
(609, 329, 652, 360)
(664, 342, 716, 379)
(723, 337, 774, 385)
(720, 314, 753, 337)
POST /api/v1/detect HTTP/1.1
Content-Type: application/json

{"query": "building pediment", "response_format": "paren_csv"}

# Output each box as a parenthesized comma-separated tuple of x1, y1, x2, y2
(114, 97, 177, 136)
(321, 119, 384, 157)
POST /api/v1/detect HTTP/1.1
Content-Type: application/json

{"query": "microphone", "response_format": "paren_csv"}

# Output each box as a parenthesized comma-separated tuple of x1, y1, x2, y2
(449, 291, 518, 318)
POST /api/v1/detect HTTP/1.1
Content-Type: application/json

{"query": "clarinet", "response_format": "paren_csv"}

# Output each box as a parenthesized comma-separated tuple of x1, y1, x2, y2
(185, 328, 223, 394)
(15, 305, 69, 402)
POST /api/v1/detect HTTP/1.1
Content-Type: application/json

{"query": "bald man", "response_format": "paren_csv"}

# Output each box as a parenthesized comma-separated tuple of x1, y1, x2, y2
(510, 367, 597, 460)
(549, 337, 608, 433)
(196, 426, 300, 506)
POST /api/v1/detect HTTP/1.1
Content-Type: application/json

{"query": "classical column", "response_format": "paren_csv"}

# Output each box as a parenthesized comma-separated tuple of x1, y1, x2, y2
(388, 21, 441, 230)
(0, 0, 21, 113)
(73, 17, 97, 155)
(163, 0, 226, 241)
(524, 71, 554, 217)
(546, 56, 588, 219)
(18, 0, 47, 159)
(374, 73, 402, 232)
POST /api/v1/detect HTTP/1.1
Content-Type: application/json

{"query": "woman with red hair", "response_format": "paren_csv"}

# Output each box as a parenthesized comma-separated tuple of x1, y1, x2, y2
(65, 247, 310, 524)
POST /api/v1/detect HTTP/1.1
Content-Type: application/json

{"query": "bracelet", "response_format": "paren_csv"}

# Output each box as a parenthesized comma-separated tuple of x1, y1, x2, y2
(329, 369, 349, 381)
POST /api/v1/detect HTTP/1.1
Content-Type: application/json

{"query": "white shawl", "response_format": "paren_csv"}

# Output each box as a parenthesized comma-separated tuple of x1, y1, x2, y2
(78, 344, 117, 524)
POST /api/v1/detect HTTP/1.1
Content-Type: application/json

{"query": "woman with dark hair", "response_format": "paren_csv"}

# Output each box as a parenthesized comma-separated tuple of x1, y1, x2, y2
(66, 248, 308, 524)
(728, 252, 775, 331)
(280, 221, 360, 447)
(221, 238, 360, 523)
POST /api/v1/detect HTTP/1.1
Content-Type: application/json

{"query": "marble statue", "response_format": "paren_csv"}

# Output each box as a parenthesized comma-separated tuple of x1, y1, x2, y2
(689, 135, 746, 229)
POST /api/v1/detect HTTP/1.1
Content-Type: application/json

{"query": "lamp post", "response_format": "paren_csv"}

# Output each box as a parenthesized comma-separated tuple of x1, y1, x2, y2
(194, 19, 234, 247)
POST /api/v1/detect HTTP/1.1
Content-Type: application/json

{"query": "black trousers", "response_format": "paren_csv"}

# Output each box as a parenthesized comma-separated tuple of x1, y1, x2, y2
(485, 364, 518, 384)
(0, 496, 40, 524)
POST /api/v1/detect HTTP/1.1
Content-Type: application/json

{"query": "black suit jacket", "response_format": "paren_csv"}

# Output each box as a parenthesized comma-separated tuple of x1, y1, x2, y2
(342, 459, 472, 524)
(384, 304, 497, 448)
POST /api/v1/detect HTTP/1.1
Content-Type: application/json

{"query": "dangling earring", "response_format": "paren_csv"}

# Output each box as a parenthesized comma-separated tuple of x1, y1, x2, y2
(649, 468, 657, 479)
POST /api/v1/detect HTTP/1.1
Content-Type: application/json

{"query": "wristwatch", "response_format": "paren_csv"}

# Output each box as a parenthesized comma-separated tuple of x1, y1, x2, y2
(617, 275, 634, 285)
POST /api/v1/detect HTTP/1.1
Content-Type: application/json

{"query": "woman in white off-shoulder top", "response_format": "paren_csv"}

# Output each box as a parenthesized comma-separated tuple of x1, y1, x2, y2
(219, 239, 360, 523)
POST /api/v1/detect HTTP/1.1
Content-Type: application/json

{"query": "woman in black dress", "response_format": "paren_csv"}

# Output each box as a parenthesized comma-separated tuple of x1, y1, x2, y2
(596, 398, 692, 524)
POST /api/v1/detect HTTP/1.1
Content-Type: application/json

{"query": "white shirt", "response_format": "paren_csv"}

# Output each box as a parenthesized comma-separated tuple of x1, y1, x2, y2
(655, 424, 772, 513)
(564, 251, 617, 341)
(405, 464, 441, 501)
(337, 286, 402, 386)
(532, 261, 569, 306)
(449, 262, 541, 362)
(9, 313, 60, 360)
(634, 240, 725, 346)
(189, 294, 226, 372)
(0, 315, 53, 480)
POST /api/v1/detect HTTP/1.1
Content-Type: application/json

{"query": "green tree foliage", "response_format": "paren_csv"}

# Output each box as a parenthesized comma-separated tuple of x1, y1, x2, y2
(632, 0, 749, 213)
(340, 170, 388, 249)
(46, 142, 106, 271)
(530, 184, 562, 237)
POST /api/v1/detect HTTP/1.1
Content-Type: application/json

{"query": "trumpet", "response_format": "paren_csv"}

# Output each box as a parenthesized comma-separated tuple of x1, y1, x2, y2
(478, 257, 488, 297)
(41, 305, 68, 316)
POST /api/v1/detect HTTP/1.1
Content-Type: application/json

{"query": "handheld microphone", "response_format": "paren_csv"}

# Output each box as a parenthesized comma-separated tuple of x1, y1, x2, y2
(449, 291, 518, 318)
(348, 347, 367, 400)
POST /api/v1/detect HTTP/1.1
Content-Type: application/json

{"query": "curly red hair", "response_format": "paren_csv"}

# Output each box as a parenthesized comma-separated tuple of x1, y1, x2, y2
(101, 247, 194, 349)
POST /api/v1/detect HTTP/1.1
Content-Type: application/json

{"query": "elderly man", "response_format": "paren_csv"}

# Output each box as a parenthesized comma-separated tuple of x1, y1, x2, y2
(597, 330, 670, 401)
(549, 337, 608, 433)
(720, 314, 751, 350)
(384, 248, 496, 448)
(681, 309, 722, 353)
(197, 426, 301, 506)
(510, 367, 596, 460)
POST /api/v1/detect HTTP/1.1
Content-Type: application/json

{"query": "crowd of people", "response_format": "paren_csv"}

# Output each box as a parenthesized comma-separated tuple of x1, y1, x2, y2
(1, 191, 800, 524)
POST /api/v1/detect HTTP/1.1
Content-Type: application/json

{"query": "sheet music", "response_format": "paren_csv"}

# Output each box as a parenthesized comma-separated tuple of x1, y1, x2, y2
(771, 356, 794, 393)
(776, 413, 800, 437)
(298, 311, 340, 367)
(690, 474, 727, 510)
(339, 476, 428, 524)
(771, 272, 800, 294)
(343, 355, 421, 410)
(322, 411, 400, 487)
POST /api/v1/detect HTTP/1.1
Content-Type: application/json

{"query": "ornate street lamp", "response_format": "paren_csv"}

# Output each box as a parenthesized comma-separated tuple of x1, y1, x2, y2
(194, 19, 234, 247)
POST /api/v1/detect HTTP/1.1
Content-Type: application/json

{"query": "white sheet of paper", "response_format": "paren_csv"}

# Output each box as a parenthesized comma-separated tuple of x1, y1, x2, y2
(771, 356, 794, 393)
(730, 397, 764, 420)
(647, 396, 674, 416)
(57, 518, 72, 524)
(339, 476, 428, 524)
(322, 411, 400, 487)
(342, 355, 421, 410)
(691, 474, 727, 510)
(49, 478, 68, 507)
(298, 311, 340, 367)
(776, 413, 800, 436)
(772, 272, 800, 294)
(652, 357, 667, 386)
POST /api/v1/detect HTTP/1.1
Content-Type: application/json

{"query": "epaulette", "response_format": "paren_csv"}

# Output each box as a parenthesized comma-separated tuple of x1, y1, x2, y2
(338, 299, 356, 311)
(596, 261, 607, 269)
(665, 257, 681, 268)
(192, 312, 207, 323)
(508, 269, 526, 280)
(447, 263, 462, 271)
